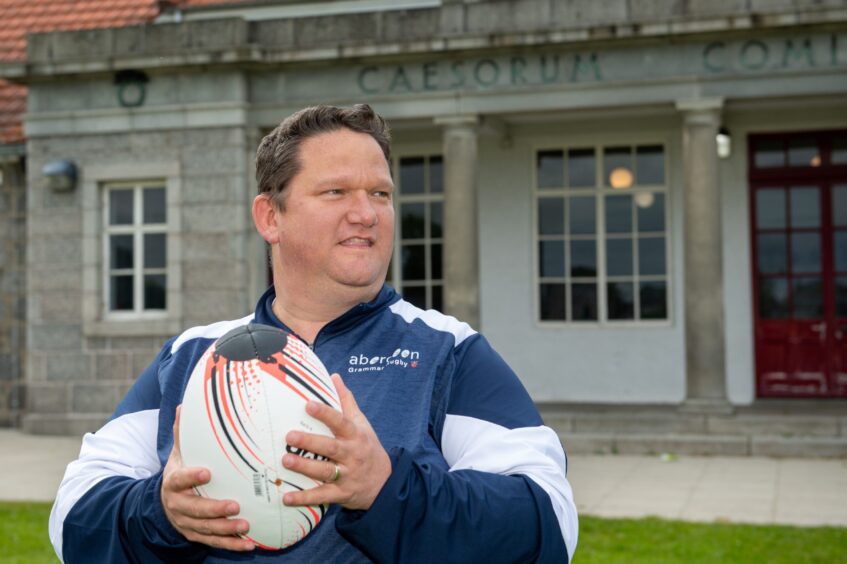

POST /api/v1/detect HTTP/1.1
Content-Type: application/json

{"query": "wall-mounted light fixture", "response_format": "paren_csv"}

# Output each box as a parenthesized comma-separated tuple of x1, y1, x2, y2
(716, 127, 731, 159)
(114, 69, 149, 108)
(42, 159, 78, 192)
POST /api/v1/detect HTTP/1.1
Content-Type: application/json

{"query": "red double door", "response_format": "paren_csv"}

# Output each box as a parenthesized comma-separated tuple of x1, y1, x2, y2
(750, 130, 847, 398)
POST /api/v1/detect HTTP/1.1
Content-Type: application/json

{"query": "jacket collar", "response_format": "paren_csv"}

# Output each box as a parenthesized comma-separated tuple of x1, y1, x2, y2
(254, 284, 400, 342)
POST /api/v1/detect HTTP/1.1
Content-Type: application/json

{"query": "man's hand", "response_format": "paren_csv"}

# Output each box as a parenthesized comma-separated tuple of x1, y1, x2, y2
(161, 406, 255, 551)
(282, 374, 392, 511)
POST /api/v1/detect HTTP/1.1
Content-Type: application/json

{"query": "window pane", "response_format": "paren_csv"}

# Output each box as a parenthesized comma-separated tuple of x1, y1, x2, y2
(431, 244, 442, 280)
(754, 138, 784, 168)
(400, 157, 425, 194)
(143, 187, 166, 224)
(605, 195, 632, 233)
(639, 236, 666, 276)
(636, 193, 664, 232)
(607, 282, 634, 320)
(759, 278, 788, 319)
(793, 277, 822, 319)
(757, 234, 787, 274)
(401, 244, 426, 280)
(429, 156, 443, 194)
(837, 277, 847, 317)
(144, 274, 166, 310)
(604, 147, 633, 189)
(570, 240, 596, 277)
(640, 281, 667, 320)
(144, 233, 166, 269)
(110, 275, 133, 311)
(540, 283, 566, 320)
(832, 185, 847, 228)
(431, 285, 443, 311)
(791, 233, 821, 274)
(538, 197, 564, 235)
(567, 148, 595, 187)
(636, 145, 664, 185)
(788, 138, 820, 167)
(571, 283, 597, 321)
(110, 235, 134, 270)
(539, 241, 565, 277)
(109, 189, 133, 225)
(569, 196, 596, 235)
(606, 238, 633, 276)
(835, 232, 847, 272)
(756, 189, 786, 229)
(403, 286, 426, 309)
(430, 202, 443, 238)
(401, 203, 425, 239)
(833, 137, 847, 165)
(790, 187, 820, 228)
(537, 150, 564, 188)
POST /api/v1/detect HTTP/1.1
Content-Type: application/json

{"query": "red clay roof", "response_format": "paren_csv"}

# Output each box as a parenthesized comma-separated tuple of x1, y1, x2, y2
(0, 0, 238, 144)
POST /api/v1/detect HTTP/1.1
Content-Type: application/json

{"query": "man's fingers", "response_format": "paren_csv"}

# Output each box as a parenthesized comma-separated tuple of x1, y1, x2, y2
(164, 465, 211, 493)
(177, 514, 249, 537)
(282, 452, 339, 482)
(183, 528, 256, 552)
(283, 485, 333, 508)
(167, 493, 240, 521)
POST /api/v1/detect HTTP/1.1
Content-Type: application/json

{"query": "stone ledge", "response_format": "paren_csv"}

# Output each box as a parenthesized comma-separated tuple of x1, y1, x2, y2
(4, 3, 845, 78)
(751, 436, 847, 458)
(21, 413, 108, 436)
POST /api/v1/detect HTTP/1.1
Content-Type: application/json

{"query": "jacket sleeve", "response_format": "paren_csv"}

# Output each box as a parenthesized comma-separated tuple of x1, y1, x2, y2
(336, 334, 578, 563)
(48, 340, 208, 563)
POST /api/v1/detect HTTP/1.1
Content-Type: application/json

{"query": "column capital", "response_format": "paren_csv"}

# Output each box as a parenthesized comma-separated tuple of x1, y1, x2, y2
(675, 97, 724, 127)
(434, 114, 480, 128)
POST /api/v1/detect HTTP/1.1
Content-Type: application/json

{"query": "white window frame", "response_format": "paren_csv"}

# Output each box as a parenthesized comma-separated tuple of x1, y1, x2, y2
(81, 161, 182, 337)
(102, 182, 168, 320)
(532, 140, 673, 326)
(390, 152, 444, 311)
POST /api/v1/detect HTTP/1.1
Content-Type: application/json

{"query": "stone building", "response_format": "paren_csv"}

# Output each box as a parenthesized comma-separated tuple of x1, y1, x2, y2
(2, 0, 846, 455)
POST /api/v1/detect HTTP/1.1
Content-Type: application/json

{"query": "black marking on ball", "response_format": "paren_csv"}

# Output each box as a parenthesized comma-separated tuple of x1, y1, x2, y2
(216, 323, 288, 363)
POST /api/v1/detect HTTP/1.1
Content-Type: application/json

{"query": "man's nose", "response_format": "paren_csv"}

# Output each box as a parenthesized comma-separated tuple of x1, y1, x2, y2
(347, 191, 378, 227)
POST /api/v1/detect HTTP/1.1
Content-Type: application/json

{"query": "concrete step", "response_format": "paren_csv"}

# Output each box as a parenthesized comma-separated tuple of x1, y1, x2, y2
(22, 413, 108, 436)
(557, 431, 847, 458)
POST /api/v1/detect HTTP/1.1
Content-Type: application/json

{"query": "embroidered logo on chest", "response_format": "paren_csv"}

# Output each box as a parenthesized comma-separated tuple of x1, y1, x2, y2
(347, 348, 420, 373)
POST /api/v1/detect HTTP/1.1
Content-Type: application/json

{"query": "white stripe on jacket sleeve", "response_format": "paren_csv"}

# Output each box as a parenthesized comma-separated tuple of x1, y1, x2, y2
(49, 409, 161, 562)
(441, 414, 578, 561)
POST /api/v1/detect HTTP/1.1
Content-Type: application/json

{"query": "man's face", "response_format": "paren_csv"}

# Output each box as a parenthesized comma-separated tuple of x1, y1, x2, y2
(273, 128, 395, 298)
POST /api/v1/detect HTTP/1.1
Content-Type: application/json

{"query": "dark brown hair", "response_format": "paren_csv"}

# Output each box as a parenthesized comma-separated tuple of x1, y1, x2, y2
(255, 103, 391, 209)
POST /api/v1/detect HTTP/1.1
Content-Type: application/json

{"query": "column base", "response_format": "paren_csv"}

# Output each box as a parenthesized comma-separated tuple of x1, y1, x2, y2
(680, 398, 735, 415)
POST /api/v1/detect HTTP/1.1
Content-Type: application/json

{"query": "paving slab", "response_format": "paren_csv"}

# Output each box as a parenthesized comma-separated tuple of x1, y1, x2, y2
(0, 429, 845, 530)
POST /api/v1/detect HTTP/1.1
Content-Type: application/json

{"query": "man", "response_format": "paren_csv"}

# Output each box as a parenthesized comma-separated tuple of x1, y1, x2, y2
(49, 104, 578, 562)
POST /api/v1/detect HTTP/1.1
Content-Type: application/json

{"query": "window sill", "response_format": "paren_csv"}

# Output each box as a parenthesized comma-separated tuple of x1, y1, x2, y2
(83, 318, 183, 338)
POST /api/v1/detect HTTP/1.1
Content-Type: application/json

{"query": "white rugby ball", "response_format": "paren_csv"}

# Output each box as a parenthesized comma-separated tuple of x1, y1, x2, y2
(179, 323, 340, 550)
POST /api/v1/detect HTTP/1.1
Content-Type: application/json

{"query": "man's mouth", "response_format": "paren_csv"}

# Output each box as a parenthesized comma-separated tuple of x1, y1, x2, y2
(339, 237, 374, 247)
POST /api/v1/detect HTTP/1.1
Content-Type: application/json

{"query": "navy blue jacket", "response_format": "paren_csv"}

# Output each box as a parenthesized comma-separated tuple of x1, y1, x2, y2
(50, 286, 577, 562)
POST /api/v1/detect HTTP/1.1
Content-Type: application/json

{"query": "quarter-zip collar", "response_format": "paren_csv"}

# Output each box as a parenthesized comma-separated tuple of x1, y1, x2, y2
(254, 284, 400, 347)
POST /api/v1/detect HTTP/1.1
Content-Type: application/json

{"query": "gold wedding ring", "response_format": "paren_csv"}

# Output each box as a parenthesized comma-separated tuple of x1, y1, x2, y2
(331, 463, 341, 482)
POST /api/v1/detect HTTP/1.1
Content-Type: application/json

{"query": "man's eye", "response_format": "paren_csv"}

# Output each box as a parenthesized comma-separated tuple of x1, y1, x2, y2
(325, 188, 342, 195)
(374, 191, 391, 198)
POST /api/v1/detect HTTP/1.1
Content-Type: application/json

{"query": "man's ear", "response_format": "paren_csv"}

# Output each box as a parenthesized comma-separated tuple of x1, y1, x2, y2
(252, 194, 281, 244)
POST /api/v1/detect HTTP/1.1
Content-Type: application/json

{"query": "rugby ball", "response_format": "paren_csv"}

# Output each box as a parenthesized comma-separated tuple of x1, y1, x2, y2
(178, 323, 340, 550)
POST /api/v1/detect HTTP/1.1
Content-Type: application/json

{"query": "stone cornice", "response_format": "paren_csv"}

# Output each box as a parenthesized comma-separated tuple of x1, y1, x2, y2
(2, 2, 846, 82)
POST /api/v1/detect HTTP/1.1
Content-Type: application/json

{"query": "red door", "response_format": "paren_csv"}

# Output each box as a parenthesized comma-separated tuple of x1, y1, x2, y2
(750, 131, 847, 398)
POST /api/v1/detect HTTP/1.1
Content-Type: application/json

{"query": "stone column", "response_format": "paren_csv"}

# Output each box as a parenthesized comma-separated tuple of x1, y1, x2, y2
(435, 115, 480, 329)
(675, 98, 729, 409)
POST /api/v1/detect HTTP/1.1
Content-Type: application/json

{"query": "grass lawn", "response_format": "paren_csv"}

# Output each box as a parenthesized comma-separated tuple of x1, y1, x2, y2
(1, 503, 845, 563)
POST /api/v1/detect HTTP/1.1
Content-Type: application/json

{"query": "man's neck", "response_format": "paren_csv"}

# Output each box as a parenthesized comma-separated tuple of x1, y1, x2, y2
(271, 283, 379, 344)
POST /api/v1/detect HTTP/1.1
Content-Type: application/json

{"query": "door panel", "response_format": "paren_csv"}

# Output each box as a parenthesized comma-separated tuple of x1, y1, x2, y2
(750, 131, 847, 398)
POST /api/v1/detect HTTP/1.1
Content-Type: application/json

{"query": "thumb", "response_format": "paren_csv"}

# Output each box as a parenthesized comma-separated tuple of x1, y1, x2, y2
(331, 373, 361, 418)
(172, 404, 183, 461)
